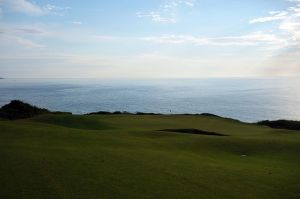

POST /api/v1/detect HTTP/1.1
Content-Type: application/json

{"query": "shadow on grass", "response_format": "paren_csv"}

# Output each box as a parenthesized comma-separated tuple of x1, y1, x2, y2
(159, 129, 227, 136)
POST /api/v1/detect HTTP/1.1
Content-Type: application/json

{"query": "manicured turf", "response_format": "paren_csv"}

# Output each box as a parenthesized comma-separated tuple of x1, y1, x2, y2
(0, 114, 299, 199)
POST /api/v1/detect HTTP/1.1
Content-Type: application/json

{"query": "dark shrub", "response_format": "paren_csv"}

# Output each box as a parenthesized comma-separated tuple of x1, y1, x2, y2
(200, 113, 220, 117)
(0, 100, 49, 120)
(136, 112, 160, 115)
(113, 111, 122, 114)
(87, 111, 113, 115)
(257, 120, 300, 130)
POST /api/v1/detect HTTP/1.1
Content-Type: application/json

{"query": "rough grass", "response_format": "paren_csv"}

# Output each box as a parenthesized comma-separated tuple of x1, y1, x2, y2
(0, 114, 299, 199)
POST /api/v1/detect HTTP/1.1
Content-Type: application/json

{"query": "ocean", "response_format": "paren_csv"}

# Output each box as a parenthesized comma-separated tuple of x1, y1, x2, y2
(0, 78, 299, 122)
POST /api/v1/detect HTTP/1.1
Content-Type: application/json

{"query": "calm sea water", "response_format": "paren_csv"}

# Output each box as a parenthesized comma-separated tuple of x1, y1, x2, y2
(0, 78, 299, 122)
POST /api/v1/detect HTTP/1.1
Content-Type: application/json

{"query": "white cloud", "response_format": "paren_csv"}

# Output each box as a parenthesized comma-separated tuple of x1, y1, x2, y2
(280, 17, 300, 45)
(249, 0, 300, 47)
(0, 24, 47, 49)
(0, 24, 48, 36)
(136, 11, 176, 23)
(0, 0, 71, 16)
(0, 0, 44, 15)
(44, 4, 71, 16)
(0, 52, 262, 78)
(15, 36, 43, 48)
(137, 0, 196, 23)
(142, 32, 287, 47)
(72, 21, 82, 25)
(249, 0, 300, 24)
(249, 11, 289, 24)
(282, 2, 300, 45)
(183, 0, 195, 7)
(0, 34, 43, 48)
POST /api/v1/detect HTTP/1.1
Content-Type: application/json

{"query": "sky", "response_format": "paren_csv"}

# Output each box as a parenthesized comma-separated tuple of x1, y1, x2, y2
(0, 0, 299, 78)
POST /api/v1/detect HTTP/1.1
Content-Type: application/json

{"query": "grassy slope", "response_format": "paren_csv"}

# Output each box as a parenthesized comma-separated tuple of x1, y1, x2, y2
(0, 114, 299, 199)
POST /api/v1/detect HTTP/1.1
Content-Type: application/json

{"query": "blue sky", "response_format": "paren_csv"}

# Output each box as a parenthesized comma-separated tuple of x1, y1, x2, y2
(0, 0, 299, 78)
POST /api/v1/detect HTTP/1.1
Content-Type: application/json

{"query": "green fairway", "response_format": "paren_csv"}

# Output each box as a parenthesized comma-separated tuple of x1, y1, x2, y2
(0, 114, 299, 199)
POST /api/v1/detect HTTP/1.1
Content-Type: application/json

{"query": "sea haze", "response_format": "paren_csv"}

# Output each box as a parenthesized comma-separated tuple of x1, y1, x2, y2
(0, 78, 299, 122)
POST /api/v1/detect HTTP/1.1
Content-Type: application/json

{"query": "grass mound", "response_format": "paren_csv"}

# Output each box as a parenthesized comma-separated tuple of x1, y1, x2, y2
(31, 114, 111, 130)
(159, 128, 227, 136)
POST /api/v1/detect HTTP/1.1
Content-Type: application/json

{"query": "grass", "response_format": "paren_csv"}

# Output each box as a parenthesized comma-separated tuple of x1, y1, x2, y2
(0, 114, 299, 199)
